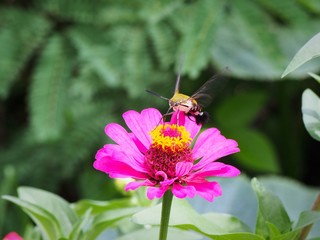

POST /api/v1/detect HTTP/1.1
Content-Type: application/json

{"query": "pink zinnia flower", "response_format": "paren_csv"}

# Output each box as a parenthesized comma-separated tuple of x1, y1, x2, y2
(3, 232, 23, 240)
(94, 108, 240, 202)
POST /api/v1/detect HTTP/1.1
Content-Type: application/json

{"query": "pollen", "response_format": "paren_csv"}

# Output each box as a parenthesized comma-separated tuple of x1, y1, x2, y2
(150, 124, 192, 150)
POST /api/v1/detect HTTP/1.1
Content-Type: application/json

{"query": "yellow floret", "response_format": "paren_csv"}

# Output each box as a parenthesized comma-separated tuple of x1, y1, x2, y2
(150, 124, 192, 150)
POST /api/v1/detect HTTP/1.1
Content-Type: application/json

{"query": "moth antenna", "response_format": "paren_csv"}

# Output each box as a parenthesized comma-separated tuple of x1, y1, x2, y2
(145, 89, 170, 101)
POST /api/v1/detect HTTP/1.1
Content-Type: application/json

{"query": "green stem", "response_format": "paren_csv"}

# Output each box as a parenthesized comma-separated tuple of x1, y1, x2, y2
(159, 190, 174, 240)
(299, 192, 320, 240)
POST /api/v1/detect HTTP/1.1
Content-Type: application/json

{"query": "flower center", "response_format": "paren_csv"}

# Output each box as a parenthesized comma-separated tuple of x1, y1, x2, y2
(145, 124, 193, 180)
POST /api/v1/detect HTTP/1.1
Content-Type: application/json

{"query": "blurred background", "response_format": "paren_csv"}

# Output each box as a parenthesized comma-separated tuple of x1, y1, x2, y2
(1, 0, 320, 235)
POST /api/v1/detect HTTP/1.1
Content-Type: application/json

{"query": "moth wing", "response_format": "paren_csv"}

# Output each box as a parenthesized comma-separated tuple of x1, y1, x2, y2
(191, 68, 229, 107)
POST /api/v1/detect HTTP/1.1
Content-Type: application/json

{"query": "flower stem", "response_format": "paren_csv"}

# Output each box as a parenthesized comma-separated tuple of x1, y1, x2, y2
(299, 192, 320, 240)
(159, 190, 174, 240)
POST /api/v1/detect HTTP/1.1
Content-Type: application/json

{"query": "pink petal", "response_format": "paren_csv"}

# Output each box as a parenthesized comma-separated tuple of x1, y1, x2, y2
(147, 185, 169, 200)
(141, 108, 163, 131)
(104, 144, 147, 172)
(159, 177, 177, 186)
(184, 115, 202, 139)
(175, 162, 193, 177)
(172, 183, 196, 198)
(3, 232, 23, 240)
(192, 128, 226, 160)
(93, 156, 146, 179)
(160, 178, 176, 186)
(193, 139, 239, 170)
(129, 133, 148, 153)
(170, 111, 201, 139)
(155, 171, 168, 180)
(189, 162, 240, 180)
(170, 111, 185, 126)
(95, 146, 112, 159)
(125, 179, 155, 191)
(105, 123, 144, 159)
(95, 144, 121, 159)
(123, 108, 162, 150)
(93, 147, 148, 178)
(155, 171, 177, 186)
(187, 181, 222, 202)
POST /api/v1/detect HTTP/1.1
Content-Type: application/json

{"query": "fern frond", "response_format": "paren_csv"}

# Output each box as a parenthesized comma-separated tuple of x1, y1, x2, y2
(97, 4, 139, 25)
(58, 106, 113, 176)
(138, 0, 183, 24)
(148, 22, 177, 70)
(69, 25, 157, 97)
(34, 0, 93, 24)
(299, 0, 320, 14)
(233, 1, 284, 62)
(0, 7, 51, 99)
(34, 0, 127, 25)
(211, 1, 287, 79)
(171, 0, 225, 78)
(121, 27, 154, 97)
(67, 26, 122, 88)
(29, 35, 73, 141)
(0, 92, 116, 190)
(256, 0, 309, 25)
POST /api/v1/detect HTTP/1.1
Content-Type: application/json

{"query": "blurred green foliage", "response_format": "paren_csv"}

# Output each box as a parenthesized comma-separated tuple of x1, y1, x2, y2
(1, 0, 320, 236)
(2, 177, 320, 239)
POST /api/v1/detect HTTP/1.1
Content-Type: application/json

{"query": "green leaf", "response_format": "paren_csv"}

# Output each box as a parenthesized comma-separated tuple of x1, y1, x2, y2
(212, 233, 265, 240)
(294, 210, 320, 230)
(85, 207, 143, 240)
(215, 90, 268, 128)
(282, 32, 320, 78)
(23, 224, 42, 240)
(272, 231, 300, 240)
(72, 198, 133, 216)
(117, 226, 200, 240)
(212, 0, 285, 79)
(266, 222, 282, 238)
(2, 195, 61, 240)
(190, 176, 320, 238)
(133, 198, 263, 239)
(299, 0, 320, 14)
(0, 165, 18, 231)
(68, 209, 92, 240)
(252, 178, 292, 238)
(17, 186, 78, 236)
(232, 129, 280, 173)
(266, 222, 299, 240)
(188, 175, 257, 229)
(133, 198, 224, 235)
(214, 90, 279, 173)
(119, 228, 264, 240)
(308, 72, 320, 84)
(301, 89, 320, 141)
(258, 175, 320, 238)
(202, 212, 251, 233)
